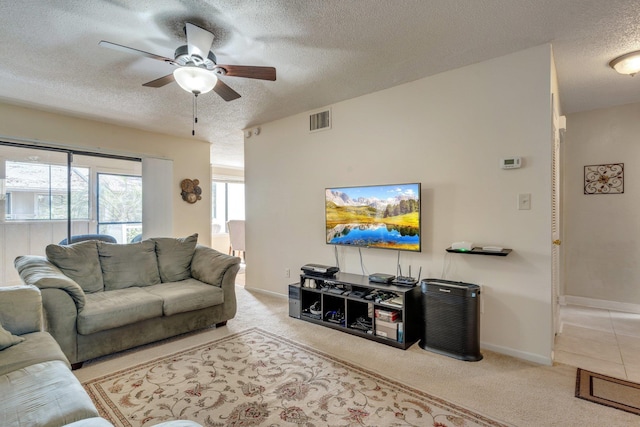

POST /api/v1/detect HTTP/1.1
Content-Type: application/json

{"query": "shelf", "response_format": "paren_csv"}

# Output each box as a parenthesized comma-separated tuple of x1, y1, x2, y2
(292, 273, 422, 350)
(446, 247, 512, 256)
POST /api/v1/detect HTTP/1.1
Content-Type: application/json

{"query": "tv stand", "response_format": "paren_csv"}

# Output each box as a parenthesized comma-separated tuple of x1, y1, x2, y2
(290, 272, 422, 349)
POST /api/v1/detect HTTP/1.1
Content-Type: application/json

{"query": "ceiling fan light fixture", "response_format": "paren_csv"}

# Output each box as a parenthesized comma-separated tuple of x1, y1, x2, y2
(609, 50, 640, 76)
(173, 66, 218, 94)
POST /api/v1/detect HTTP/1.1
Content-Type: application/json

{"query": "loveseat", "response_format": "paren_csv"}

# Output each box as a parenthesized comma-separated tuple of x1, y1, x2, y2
(0, 285, 204, 427)
(14, 234, 240, 368)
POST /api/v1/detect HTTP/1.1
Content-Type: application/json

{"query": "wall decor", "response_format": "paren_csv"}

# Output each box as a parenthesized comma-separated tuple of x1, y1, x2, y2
(180, 178, 202, 203)
(584, 163, 624, 194)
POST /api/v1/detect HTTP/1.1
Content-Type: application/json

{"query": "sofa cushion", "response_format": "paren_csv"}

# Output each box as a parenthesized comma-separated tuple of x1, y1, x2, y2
(0, 321, 24, 351)
(152, 233, 198, 282)
(191, 245, 241, 287)
(98, 240, 160, 291)
(0, 331, 69, 376)
(14, 256, 87, 311)
(0, 284, 43, 335)
(143, 278, 224, 316)
(78, 288, 164, 335)
(46, 240, 104, 293)
(0, 360, 99, 426)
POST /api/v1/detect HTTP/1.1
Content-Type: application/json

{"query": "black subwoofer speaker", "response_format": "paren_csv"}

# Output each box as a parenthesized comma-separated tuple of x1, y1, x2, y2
(420, 279, 482, 361)
(288, 284, 301, 319)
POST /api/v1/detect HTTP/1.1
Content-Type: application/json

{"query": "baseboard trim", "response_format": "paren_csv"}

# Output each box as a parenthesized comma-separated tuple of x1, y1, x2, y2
(561, 295, 640, 314)
(480, 342, 552, 366)
(243, 286, 288, 299)
(248, 286, 554, 365)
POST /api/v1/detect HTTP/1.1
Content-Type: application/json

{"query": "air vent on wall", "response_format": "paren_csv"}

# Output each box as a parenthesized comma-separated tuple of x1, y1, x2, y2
(309, 109, 331, 133)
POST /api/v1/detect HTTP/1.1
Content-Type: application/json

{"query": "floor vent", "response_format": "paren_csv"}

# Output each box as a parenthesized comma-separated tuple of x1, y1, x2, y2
(309, 109, 331, 132)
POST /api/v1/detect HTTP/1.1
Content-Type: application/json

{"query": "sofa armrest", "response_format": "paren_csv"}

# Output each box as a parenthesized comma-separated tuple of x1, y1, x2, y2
(40, 288, 80, 364)
(0, 285, 43, 335)
(190, 245, 241, 287)
(14, 255, 86, 311)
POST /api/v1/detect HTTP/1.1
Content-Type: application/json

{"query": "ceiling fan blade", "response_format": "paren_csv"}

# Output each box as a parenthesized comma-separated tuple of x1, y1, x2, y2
(217, 65, 276, 81)
(142, 73, 175, 88)
(213, 79, 241, 101)
(185, 23, 214, 59)
(99, 40, 174, 64)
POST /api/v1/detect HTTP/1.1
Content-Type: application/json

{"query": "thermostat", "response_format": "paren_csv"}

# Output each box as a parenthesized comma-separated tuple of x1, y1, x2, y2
(500, 157, 522, 169)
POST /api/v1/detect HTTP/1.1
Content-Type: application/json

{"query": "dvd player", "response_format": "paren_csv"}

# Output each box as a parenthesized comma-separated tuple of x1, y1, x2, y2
(369, 273, 396, 284)
(301, 263, 339, 277)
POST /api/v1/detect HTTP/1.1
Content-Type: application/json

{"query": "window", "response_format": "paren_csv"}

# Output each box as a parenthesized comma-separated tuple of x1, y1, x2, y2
(1, 142, 142, 244)
(212, 181, 245, 233)
(5, 161, 89, 220)
(97, 173, 142, 243)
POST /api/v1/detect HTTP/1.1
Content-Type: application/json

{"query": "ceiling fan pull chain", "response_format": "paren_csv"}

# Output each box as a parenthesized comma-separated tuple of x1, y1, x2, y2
(192, 92, 199, 136)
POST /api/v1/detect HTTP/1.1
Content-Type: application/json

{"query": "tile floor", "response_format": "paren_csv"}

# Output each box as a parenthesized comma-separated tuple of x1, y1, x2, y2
(555, 304, 640, 382)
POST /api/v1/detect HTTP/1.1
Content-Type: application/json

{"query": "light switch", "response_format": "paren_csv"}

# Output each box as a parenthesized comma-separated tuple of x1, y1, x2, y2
(518, 193, 531, 210)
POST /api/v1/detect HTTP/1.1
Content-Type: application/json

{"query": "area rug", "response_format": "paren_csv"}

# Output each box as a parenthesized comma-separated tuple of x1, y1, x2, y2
(575, 368, 640, 416)
(83, 328, 510, 426)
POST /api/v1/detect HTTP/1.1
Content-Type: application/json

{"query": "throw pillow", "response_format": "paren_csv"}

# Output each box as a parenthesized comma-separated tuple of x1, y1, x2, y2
(46, 240, 104, 293)
(98, 240, 161, 291)
(151, 233, 198, 282)
(0, 321, 24, 351)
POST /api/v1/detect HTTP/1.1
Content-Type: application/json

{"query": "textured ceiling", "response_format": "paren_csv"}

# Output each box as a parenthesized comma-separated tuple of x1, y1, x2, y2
(1, 1, 639, 168)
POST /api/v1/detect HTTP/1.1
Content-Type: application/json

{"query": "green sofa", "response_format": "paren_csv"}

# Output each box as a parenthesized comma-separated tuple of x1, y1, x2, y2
(0, 284, 113, 426)
(0, 285, 204, 426)
(14, 234, 240, 368)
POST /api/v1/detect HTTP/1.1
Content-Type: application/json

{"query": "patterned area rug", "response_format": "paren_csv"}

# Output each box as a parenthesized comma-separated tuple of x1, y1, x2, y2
(83, 328, 509, 427)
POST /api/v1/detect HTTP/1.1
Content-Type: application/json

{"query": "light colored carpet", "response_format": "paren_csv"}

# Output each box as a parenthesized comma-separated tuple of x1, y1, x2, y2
(75, 286, 639, 426)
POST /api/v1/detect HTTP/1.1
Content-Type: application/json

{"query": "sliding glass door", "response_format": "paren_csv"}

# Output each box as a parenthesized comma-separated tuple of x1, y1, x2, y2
(0, 142, 141, 284)
(4, 151, 75, 221)
(97, 172, 142, 243)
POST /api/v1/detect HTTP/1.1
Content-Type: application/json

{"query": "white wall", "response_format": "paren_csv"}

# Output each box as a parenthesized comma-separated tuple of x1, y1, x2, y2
(245, 45, 555, 363)
(564, 102, 640, 308)
(0, 102, 212, 283)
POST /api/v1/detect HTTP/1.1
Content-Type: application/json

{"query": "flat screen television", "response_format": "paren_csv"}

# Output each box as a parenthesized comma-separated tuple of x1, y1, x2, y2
(325, 183, 421, 252)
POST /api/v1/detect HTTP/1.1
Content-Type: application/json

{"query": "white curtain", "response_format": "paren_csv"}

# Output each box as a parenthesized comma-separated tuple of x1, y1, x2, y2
(142, 157, 173, 238)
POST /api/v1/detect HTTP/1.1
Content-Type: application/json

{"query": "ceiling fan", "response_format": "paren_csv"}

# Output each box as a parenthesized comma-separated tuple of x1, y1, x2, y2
(99, 23, 276, 102)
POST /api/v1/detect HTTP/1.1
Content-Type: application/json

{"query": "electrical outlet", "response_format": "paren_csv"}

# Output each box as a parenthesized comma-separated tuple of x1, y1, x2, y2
(285, 268, 290, 278)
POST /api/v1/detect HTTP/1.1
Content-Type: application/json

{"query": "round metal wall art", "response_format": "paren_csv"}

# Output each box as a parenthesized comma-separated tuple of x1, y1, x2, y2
(584, 163, 624, 194)
(180, 178, 202, 203)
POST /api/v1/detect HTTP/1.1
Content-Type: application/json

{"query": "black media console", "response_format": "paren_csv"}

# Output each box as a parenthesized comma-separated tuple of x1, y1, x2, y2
(289, 272, 422, 350)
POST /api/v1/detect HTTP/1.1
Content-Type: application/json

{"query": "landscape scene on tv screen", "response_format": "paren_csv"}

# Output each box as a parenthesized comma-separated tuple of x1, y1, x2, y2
(325, 183, 421, 252)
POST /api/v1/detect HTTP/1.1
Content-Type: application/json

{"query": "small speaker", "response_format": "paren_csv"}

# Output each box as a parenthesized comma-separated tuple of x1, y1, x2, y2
(288, 284, 301, 319)
(420, 279, 482, 361)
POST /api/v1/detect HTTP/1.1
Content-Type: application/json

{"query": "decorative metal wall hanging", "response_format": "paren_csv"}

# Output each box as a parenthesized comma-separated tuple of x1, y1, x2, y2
(180, 178, 202, 203)
(584, 163, 624, 194)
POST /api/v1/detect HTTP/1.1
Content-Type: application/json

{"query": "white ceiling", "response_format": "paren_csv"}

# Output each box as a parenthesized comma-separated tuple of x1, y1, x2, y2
(1, 1, 639, 168)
